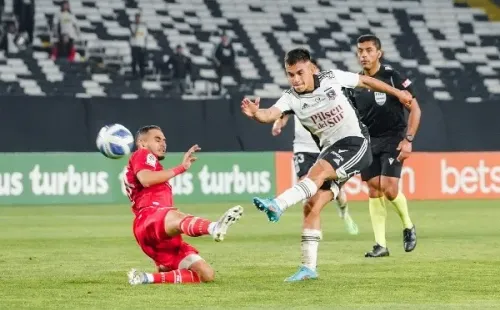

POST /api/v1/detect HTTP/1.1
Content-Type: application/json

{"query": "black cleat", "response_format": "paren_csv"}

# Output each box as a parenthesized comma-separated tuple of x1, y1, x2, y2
(364, 244, 390, 258)
(403, 225, 417, 252)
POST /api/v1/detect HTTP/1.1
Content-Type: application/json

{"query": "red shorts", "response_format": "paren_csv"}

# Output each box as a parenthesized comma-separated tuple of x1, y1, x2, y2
(133, 206, 199, 270)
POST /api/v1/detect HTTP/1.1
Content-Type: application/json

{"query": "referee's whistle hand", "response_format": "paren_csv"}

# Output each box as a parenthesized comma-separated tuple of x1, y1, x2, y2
(396, 139, 412, 162)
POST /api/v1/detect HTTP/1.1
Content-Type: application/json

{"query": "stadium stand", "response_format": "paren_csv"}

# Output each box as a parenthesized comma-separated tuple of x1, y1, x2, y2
(0, 0, 499, 102)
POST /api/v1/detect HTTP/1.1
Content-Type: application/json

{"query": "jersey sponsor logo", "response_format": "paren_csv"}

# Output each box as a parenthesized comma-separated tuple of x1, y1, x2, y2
(311, 105, 344, 129)
(338, 149, 348, 154)
(326, 89, 336, 100)
(402, 79, 412, 88)
(374, 92, 387, 106)
(146, 153, 157, 167)
(301, 102, 311, 109)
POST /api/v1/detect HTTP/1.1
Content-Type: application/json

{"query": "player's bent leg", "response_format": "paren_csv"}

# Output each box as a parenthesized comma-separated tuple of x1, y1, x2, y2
(253, 159, 336, 223)
(381, 176, 416, 252)
(365, 176, 390, 258)
(285, 190, 332, 282)
(188, 258, 215, 283)
(128, 245, 211, 285)
(164, 206, 243, 241)
(128, 267, 203, 285)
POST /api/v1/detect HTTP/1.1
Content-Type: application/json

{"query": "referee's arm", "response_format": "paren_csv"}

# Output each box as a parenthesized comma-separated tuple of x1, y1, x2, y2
(392, 72, 421, 140)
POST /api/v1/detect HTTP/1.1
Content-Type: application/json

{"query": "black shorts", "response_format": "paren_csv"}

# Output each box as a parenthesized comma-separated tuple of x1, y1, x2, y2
(293, 152, 331, 190)
(318, 136, 372, 187)
(361, 135, 403, 181)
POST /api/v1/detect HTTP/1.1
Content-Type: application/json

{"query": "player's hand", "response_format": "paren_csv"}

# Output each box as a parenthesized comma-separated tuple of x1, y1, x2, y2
(182, 144, 201, 169)
(397, 90, 413, 108)
(241, 97, 260, 118)
(272, 119, 283, 136)
(396, 139, 412, 162)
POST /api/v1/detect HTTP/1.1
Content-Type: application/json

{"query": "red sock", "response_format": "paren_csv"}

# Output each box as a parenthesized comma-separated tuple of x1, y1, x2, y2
(152, 269, 201, 284)
(179, 215, 212, 237)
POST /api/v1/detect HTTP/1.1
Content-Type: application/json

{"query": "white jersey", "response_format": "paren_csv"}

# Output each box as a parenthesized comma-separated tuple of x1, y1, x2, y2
(275, 69, 363, 149)
(293, 115, 320, 153)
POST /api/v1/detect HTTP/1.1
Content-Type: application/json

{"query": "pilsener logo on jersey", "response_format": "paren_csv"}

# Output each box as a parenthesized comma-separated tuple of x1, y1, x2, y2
(311, 105, 344, 129)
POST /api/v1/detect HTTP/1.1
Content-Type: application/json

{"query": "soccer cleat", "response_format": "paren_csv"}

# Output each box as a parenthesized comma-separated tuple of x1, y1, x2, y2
(403, 225, 417, 252)
(128, 268, 148, 285)
(341, 212, 359, 235)
(252, 197, 283, 223)
(212, 205, 244, 242)
(284, 265, 318, 282)
(364, 244, 390, 258)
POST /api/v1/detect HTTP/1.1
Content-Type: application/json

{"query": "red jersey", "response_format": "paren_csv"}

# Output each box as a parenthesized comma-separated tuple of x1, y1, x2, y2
(124, 148, 173, 214)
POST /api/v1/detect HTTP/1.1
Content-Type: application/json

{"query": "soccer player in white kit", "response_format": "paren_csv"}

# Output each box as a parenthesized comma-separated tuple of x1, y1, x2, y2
(271, 59, 359, 236)
(241, 48, 412, 281)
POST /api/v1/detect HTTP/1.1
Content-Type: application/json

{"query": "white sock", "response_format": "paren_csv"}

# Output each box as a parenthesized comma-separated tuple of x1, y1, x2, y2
(208, 222, 216, 235)
(145, 273, 154, 284)
(276, 178, 318, 210)
(301, 229, 322, 271)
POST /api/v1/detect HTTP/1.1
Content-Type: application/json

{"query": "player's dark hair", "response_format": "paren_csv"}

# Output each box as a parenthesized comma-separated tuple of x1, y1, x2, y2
(135, 125, 161, 141)
(310, 58, 321, 71)
(357, 34, 382, 50)
(284, 48, 311, 66)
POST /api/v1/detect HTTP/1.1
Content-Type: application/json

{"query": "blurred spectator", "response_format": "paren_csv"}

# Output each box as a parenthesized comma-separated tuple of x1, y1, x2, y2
(0, 0, 4, 25)
(164, 45, 193, 95)
(13, 0, 34, 44)
(0, 22, 20, 56)
(51, 34, 76, 61)
(51, 1, 80, 59)
(212, 33, 241, 93)
(130, 13, 148, 79)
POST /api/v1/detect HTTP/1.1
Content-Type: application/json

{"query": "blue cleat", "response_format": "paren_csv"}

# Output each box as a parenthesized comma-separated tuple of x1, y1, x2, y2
(284, 265, 318, 282)
(252, 197, 283, 222)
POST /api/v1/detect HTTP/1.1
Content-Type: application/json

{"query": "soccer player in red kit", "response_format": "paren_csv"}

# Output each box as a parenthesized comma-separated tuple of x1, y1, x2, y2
(125, 125, 244, 285)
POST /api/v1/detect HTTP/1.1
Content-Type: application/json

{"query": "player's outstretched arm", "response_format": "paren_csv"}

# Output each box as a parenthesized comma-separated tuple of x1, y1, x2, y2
(241, 97, 283, 123)
(271, 114, 290, 136)
(357, 75, 413, 106)
(136, 145, 201, 187)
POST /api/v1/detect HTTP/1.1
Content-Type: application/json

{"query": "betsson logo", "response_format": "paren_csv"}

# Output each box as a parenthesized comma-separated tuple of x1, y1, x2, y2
(441, 159, 500, 194)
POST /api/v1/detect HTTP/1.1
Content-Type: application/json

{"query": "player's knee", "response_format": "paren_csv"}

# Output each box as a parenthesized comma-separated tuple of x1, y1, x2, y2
(367, 184, 383, 198)
(382, 186, 399, 201)
(303, 202, 312, 217)
(303, 200, 320, 218)
(381, 178, 399, 200)
(304, 200, 322, 221)
(198, 268, 215, 283)
(366, 177, 383, 198)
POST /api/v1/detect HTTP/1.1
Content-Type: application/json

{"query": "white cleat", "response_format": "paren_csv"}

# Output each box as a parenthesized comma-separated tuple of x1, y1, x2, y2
(128, 268, 147, 285)
(213, 205, 244, 242)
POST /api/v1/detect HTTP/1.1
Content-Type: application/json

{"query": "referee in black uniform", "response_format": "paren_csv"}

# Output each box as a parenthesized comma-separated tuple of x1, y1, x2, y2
(346, 34, 421, 257)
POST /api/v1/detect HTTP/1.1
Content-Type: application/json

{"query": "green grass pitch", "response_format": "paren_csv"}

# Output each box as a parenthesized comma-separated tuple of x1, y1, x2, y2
(1, 200, 500, 309)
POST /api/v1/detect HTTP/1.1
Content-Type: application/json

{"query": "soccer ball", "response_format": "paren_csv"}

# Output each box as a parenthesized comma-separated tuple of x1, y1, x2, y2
(96, 124, 134, 159)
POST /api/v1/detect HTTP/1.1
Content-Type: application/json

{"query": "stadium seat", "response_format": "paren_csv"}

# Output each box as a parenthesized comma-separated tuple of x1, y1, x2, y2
(0, 0, 497, 103)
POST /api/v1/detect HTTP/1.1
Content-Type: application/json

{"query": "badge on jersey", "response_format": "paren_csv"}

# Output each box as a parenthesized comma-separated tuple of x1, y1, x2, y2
(374, 92, 387, 106)
(146, 153, 157, 168)
(326, 89, 336, 100)
(402, 79, 412, 88)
